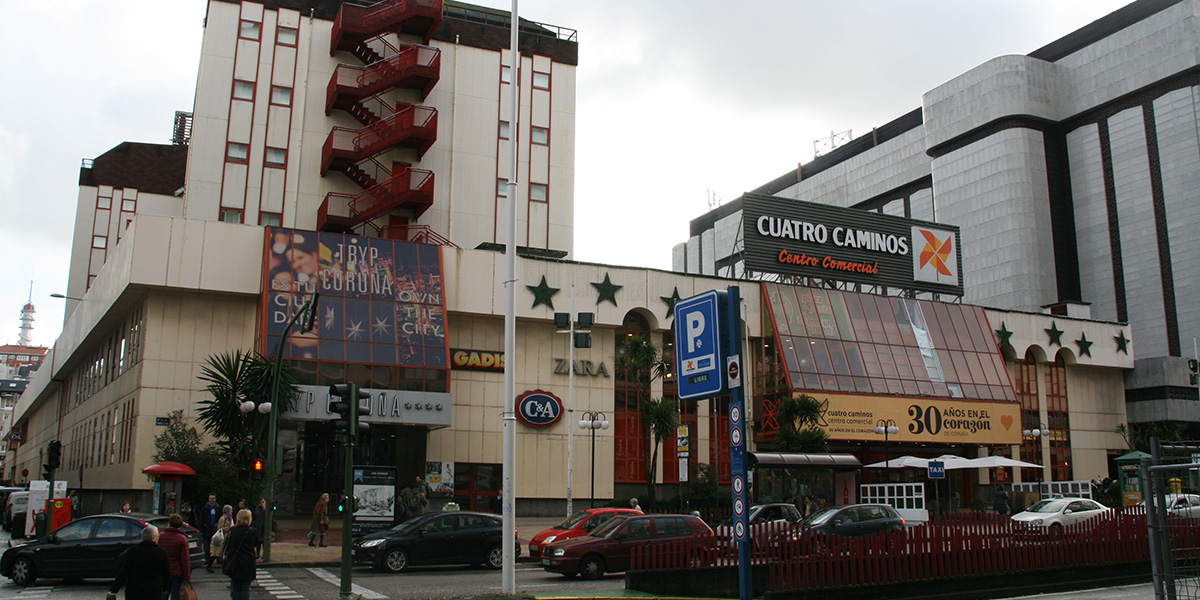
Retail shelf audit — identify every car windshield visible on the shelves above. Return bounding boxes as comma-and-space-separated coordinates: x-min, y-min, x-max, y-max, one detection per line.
800, 507, 840, 526
555, 511, 593, 530
589, 515, 630, 537
1024, 499, 1070, 514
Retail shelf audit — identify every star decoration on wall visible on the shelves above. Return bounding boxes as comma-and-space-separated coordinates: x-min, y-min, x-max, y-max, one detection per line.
346, 319, 364, 340
1114, 330, 1130, 354
661, 287, 682, 318
1045, 322, 1064, 347
995, 322, 1014, 347
1075, 332, 1093, 357
591, 273, 622, 307
526, 275, 560, 310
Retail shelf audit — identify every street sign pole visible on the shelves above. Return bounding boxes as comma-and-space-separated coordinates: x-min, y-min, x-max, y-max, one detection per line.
723, 286, 752, 600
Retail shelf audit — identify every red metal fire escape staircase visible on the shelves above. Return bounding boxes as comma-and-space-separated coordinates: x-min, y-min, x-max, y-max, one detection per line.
319, 0, 444, 233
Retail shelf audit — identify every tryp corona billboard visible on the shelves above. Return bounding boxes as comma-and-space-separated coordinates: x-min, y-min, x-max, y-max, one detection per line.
741, 193, 963, 295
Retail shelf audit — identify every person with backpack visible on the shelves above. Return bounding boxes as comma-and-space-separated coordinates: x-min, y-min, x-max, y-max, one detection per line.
406, 486, 425, 516
396, 488, 412, 523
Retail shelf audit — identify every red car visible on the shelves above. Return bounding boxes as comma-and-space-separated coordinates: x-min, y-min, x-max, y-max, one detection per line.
541, 513, 712, 579
528, 508, 642, 559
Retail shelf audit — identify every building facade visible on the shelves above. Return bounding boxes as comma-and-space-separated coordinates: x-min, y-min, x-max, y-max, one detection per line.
675, 0, 1200, 428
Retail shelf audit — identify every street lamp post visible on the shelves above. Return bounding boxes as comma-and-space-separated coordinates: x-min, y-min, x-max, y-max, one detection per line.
555, 301, 593, 517
873, 419, 899, 469
578, 411, 609, 508
1023, 422, 1051, 499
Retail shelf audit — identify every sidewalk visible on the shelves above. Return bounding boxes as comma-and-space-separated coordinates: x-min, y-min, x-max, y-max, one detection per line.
259, 515, 563, 566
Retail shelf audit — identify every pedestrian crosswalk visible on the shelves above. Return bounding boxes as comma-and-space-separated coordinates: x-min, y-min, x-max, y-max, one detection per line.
10, 584, 54, 600
306, 567, 386, 599
255, 569, 305, 600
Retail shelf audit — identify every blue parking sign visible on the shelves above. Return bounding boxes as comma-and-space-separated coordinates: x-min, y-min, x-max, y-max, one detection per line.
674, 290, 724, 400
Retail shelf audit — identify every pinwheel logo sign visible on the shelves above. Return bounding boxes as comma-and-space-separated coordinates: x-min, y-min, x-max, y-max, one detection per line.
912, 226, 958, 286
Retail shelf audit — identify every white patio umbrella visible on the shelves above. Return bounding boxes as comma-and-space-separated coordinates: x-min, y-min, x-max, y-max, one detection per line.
968, 456, 1043, 469
863, 455, 932, 469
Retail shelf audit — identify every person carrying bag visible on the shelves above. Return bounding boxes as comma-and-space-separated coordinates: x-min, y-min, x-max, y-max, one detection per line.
223, 509, 261, 600
309, 493, 330, 547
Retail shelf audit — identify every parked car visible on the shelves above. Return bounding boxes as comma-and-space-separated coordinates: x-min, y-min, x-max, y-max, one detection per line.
1146, 494, 1200, 519
529, 508, 643, 559
713, 502, 803, 552
3, 492, 28, 537
541, 513, 713, 580
782, 503, 905, 553
351, 511, 519, 572
1011, 497, 1110, 538
0, 512, 203, 586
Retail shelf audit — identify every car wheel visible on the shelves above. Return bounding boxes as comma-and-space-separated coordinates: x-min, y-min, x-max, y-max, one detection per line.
1049, 523, 1064, 540
579, 555, 606, 580
11, 556, 36, 586
485, 545, 503, 569
383, 548, 409, 573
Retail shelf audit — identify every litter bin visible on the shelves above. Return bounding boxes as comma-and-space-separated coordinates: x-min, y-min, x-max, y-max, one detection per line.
34, 511, 48, 539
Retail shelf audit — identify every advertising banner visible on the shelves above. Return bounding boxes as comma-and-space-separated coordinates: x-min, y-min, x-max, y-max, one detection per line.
352, 466, 398, 535
262, 228, 449, 369
741, 193, 963, 296
426, 462, 454, 496
808, 391, 1022, 445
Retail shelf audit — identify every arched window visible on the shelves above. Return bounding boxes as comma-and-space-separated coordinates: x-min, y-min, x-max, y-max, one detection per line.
614, 313, 651, 483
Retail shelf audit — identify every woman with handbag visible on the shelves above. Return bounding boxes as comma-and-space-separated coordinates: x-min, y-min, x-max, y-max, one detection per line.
309, 493, 330, 547
158, 514, 192, 600
222, 509, 261, 600
206, 504, 233, 572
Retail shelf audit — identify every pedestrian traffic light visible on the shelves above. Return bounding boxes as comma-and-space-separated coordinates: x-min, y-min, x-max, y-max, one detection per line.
46, 440, 62, 469
42, 464, 52, 480
251, 458, 265, 481
279, 445, 297, 474
329, 382, 371, 437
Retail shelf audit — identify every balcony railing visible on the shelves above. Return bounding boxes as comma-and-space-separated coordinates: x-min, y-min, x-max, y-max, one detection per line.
331, 0, 443, 54
321, 105, 437, 174
327, 45, 441, 115
319, 167, 435, 231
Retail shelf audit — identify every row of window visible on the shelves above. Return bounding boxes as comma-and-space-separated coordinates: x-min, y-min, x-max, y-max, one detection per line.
226, 142, 288, 168
239, 19, 298, 47
500, 64, 551, 90
0, 355, 37, 362
67, 304, 145, 408
233, 80, 292, 106
498, 121, 550, 145
66, 397, 136, 471
219, 209, 281, 226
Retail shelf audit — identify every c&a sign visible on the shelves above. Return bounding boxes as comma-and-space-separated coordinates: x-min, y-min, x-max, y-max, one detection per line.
515, 390, 564, 429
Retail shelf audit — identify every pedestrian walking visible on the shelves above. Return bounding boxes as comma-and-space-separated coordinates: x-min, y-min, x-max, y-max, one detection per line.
396, 488, 412, 523
120, 502, 133, 514
412, 477, 430, 516
994, 485, 1010, 516
223, 509, 261, 600
206, 504, 233, 572
629, 497, 641, 512
200, 493, 220, 565
309, 493, 330, 547
252, 498, 267, 558
106, 525, 170, 600
158, 514, 192, 600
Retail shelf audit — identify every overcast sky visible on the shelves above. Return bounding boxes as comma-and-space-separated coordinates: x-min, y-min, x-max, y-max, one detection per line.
0, 0, 1134, 347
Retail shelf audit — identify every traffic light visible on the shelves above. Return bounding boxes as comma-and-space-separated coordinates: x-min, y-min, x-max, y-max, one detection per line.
279, 445, 297, 474
42, 465, 52, 480
329, 383, 371, 437
251, 458, 265, 481
46, 440, 61, 469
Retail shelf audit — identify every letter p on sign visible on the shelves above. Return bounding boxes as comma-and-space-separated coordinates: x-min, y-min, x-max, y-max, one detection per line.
686, 311, 706, 352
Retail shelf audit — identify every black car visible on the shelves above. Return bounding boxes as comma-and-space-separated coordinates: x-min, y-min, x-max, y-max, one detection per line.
352, 510, 518, 572
782, 503, 906, 553
0, 513, 204, 586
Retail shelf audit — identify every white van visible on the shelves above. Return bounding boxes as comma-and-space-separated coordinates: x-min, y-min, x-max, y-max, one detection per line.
3, 491, 28, 537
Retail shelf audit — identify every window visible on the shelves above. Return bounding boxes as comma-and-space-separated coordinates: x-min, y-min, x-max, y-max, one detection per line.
531, 126, 549, 145
220, 208, 243, 223
121, 198, 136, 212
533, 70, 550, 90
277, 26, 298, 46
226, 142, 249, 163
98, 196, 112, 210
260, 212, 281, 227
497, 178, 508, 198
499, 121, 510, 140
265, 147, 287, 168
95, 518, 130, 539
233, 80, 255, 101
500, 64, 512, 84
270, 86, 292, 106
92, 236, 107, 249
530, 183, 548, 202
240, 20, 261, 41
55, 520, 95, 541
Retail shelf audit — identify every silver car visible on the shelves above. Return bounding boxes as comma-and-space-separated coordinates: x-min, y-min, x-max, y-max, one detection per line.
1011, 497, 1109, 538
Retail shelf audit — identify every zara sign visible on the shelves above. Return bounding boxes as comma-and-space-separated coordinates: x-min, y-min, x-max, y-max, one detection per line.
515, 390, 564, 429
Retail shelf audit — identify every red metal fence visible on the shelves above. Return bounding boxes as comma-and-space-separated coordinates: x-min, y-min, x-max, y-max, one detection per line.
631, 509, 1167, 592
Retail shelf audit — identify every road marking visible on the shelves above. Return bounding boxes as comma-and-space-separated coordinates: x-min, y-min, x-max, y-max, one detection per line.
13, 585, 54, 598
307, 567, 387, 599
255, 569, 306, 600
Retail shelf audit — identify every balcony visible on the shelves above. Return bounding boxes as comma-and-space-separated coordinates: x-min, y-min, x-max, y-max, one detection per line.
327, 45, 441, 116
321, 105, 437, 175
318, 167, 435, 231
331, 0, 443, 56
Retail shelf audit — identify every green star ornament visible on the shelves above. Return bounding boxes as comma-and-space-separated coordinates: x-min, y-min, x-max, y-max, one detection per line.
526, 275, 560, 310
591, 273, 622, 307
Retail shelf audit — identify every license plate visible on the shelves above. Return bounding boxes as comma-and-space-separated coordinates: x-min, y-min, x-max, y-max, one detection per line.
190, 542, 198, 549
541, 558, 551, 565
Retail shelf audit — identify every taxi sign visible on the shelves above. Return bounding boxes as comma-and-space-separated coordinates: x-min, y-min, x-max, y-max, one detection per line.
928, 461, 946, 479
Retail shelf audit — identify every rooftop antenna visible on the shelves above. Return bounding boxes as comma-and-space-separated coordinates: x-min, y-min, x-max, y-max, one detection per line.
707, 189, 721, 210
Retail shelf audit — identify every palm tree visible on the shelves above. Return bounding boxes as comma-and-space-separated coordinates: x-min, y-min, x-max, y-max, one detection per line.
617, 334, 674, 504
774, 393, 830, 453
641, 396, 679, 502
196, 350, 299, 465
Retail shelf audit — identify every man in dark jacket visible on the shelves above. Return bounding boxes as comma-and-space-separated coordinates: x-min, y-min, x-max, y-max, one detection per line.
200, 493, 220, 563
252, 498, 267, 558
106, 525, 171, 600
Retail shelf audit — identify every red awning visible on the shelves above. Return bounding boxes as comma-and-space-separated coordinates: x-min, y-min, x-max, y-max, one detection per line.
141, 462, 196, 476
